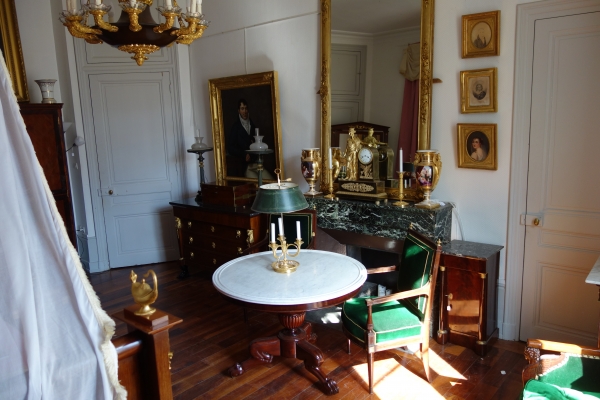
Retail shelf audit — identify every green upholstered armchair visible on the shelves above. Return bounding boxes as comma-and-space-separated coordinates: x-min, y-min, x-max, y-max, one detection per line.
341, 229, 442, 394
522, 339, 600, 399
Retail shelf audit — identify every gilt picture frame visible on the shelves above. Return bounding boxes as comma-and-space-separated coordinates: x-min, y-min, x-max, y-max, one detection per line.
208, 71, 283, 186
0, 0, 28, 102
460, 68, 497, 113
457, 123, 497, 170
462, 11, 500, 58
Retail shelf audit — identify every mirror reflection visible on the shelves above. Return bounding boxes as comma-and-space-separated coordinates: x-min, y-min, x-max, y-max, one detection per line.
330, 0, 422, 161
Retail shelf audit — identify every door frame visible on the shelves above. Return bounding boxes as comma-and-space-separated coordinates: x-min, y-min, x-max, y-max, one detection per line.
504, 0, 600, 341
72, 41, 188, 272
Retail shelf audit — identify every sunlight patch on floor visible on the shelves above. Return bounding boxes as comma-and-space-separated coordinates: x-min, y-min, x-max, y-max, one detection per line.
429, 350, 466, 380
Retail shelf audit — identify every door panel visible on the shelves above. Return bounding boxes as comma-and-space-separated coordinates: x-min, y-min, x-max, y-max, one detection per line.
90, 72, 180, 268
520, 12, 600, 345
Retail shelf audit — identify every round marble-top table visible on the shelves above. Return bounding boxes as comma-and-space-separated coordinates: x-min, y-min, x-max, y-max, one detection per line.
213, 250, 367, 395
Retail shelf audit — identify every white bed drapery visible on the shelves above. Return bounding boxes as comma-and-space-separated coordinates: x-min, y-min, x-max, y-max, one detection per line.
0, 58, 125, 399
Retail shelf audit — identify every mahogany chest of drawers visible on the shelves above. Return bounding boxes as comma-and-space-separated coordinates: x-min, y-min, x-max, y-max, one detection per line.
436, 240, 504, 356
169, 199, 267, 276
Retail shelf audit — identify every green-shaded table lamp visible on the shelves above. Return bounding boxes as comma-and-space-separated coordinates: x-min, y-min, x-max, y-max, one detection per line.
251, 170, 309, 273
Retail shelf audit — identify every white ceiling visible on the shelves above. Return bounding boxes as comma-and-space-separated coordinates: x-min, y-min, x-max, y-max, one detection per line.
331, 0, 421, 35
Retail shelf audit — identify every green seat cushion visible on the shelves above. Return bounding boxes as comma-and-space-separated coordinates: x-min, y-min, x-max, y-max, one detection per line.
537, 355, 600, 397
342, 296, 422, 344
522, 380, 600, 400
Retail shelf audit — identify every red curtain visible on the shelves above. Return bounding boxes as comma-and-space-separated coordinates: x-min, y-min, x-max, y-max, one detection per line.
397, 79, 419, 177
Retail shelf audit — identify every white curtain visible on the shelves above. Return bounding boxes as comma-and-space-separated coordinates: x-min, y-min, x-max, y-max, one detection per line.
0, 58, 125, 399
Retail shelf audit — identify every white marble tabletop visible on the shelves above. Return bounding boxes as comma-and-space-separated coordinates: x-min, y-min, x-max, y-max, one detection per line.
585, 256, 600, 285
212, 250, 367, 306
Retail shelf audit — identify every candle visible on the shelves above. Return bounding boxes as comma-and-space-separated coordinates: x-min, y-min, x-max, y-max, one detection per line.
95, 0, 102, 6
255, 128, 259, 136
278, 218, 284, 237
197, 0, 202, 14
329, 147, 333, 169
296, 221, 301, 240
271, 223, 276, 242
129, 0, 135, 7
165, 0, 172, 9
399, 147, 403, 173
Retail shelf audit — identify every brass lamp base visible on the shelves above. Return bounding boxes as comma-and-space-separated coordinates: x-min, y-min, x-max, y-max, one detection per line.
272, 260, 300, 273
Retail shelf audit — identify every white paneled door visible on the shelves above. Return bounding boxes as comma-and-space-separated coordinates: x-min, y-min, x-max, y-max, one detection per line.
89, 72, 181, 268
520, 11, 600, 345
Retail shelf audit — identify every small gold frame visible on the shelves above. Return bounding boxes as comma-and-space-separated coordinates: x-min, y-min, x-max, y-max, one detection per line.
0, 0, 29, 102
460, 68, 497, 113
457, 123, 497, 170
462, 11, 500, 58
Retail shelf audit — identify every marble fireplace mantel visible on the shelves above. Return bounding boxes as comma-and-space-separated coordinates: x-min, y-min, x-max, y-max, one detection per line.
306, 197, 453, 247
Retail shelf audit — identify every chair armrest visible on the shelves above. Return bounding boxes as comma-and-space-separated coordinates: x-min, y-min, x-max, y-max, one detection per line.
366, 284, 430, 306
526, 339, 600, 358
367, 265, 398, 274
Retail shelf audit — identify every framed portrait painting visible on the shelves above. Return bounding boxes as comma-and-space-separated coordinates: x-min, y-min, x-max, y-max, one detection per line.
462, 11, 500, 58
0, 0, 28, 102
460, 68, 497, 113
457, 123, 497, 170
208, 71, 283, 185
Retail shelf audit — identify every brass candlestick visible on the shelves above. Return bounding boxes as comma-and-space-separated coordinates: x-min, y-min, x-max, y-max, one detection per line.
324, 167, 335, 199
269, 234, 304, 273
393, 171, 409, 208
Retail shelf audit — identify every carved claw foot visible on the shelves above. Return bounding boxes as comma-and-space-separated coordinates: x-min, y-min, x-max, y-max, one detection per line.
322, 379, 339, 396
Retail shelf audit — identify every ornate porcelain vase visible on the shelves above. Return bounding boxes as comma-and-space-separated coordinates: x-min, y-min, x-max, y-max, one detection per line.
301, 148, 321, 196
413, 150, 442, 209
35, 79, 57, 104
249, 135, 268, 150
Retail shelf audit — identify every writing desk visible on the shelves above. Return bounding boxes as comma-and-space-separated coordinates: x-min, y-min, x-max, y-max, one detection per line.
213, 250, 367, 395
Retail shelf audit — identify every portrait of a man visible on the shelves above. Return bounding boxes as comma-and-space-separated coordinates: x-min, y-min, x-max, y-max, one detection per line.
221, 85, 276, 180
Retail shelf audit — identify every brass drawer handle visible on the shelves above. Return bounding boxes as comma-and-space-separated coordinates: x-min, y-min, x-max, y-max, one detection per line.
189, 236, 193, 244
213, 258, 217, 265
190, 252, 194, 259
212, 242, 216, 249
236, 230, 241, 238
211, 226, 215, 233
237, 247, 243, 255
188, 221, 192, 228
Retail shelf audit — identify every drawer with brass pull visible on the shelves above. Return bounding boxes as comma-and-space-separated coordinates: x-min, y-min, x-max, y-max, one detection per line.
181, 246, 235, 270
181, 220, 254, 244
183, 235, 255, 256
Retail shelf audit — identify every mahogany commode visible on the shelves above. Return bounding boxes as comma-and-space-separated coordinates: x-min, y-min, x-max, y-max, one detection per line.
212, 250, 367, 395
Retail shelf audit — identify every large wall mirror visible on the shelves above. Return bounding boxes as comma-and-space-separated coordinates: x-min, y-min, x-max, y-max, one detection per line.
319, 0, 434, 185
0, 0, 29, 102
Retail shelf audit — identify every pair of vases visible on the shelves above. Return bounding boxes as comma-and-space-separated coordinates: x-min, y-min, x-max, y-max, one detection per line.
191, 135, 268, 150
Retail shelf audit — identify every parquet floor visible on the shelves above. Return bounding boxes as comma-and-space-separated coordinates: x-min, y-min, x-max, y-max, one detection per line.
90, 262, 527, 400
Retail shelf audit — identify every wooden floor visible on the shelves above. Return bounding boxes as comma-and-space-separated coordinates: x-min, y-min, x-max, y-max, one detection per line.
90, 262, 527, 400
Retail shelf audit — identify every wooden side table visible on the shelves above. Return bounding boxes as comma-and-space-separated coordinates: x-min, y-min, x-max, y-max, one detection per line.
436, 240, 503, 356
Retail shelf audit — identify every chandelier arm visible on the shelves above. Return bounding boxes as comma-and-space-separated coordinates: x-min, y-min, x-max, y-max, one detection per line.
123, 8, 143, 32
89, 10, 118, 32
154, 12, 179, 34
171, 17, 197, 36
176, 25, 206, 45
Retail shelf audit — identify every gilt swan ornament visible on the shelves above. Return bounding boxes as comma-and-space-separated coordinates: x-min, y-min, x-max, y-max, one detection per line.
130, 269, 158, 316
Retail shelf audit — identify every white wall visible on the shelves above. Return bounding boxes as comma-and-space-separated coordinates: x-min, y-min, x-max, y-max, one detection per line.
431, 0, 539, 339
188, 0, 320, 193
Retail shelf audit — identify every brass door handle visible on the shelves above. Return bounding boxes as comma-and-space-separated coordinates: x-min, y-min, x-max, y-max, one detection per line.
108, 190, 113, 195
533, 218, 540, 226
189, 236, 193, 244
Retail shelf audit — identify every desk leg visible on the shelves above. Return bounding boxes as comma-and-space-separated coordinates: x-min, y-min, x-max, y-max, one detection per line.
297, 339, 339, 395
229, 336, 280, 376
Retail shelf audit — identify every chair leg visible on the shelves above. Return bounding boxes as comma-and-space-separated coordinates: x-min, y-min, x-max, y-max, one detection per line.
421, 343, 431, 382
367, 352, 374, 394
347, 338, 351, 354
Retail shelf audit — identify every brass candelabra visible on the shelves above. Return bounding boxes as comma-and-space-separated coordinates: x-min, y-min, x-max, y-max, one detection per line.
393, 171, 409, 208
324, 167, 335, 200
269, 234, 304, 273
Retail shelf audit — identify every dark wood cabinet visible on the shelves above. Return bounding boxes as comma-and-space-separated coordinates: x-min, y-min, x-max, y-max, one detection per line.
19, 103, 77, 247
170, 199, 267, 274
437, 240, 503, 356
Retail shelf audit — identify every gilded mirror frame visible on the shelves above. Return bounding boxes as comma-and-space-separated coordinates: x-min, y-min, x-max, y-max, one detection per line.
319, 0, 434, 187
209, 71, 284, 186
0, 0, 29, 102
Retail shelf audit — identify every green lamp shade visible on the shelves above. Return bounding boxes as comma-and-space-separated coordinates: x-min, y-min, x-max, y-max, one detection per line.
251, 182, 309, 214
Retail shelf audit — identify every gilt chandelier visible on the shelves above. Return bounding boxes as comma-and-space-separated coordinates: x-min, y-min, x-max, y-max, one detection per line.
60, 0, 208, 66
